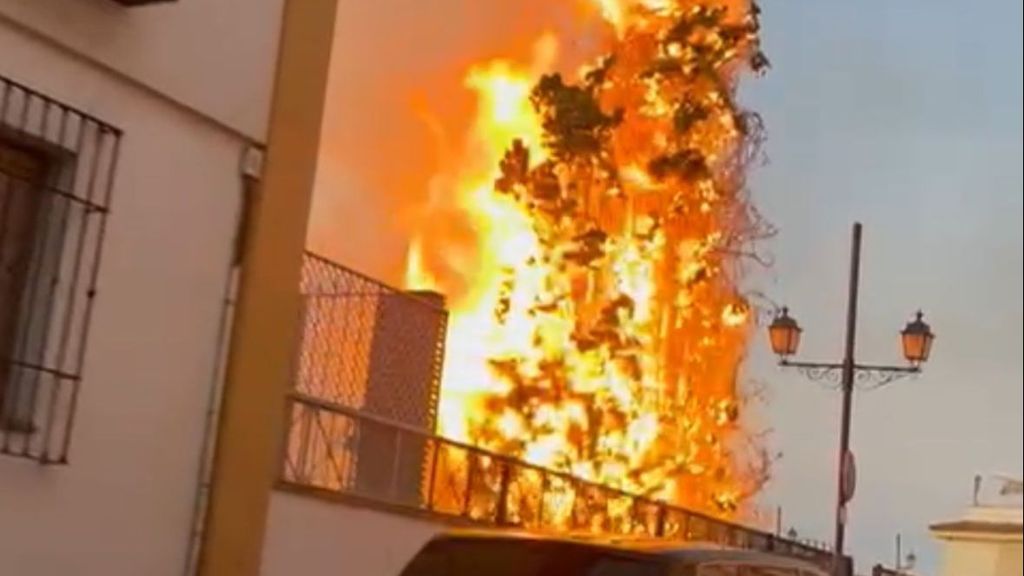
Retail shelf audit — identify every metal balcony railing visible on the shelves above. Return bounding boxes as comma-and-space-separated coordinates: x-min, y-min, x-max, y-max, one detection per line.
280, 391, 842, 571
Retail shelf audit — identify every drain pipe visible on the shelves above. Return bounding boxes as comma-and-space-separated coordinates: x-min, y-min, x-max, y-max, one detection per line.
182, 149, 260, 575
182, 263, 239, 576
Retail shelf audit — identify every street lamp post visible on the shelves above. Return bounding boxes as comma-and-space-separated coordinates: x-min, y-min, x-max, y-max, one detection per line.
895, 533, 917, 573
767, 222, 935, 576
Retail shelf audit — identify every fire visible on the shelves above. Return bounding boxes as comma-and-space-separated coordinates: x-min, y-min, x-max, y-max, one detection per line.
407, 0, 770, 518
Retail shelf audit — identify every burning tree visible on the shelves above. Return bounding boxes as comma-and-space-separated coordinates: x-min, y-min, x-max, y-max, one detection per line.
408, 0, 773, 519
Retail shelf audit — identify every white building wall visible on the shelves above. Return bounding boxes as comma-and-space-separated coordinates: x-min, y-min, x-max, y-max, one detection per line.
0, 0, 281, 573
262, 491, 442, 576
0, 0, 284, 139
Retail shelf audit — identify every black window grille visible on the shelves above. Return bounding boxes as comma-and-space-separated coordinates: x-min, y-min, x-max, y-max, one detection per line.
0, 73, 121, 464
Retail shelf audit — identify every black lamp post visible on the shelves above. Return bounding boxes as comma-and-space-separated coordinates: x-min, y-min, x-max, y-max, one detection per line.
895, 534, 917, 573
767, 222, 935, 576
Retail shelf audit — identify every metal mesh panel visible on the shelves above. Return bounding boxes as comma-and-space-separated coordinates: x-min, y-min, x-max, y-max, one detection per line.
294, 253, 447, 508
295, 252, 446, 431
364, 290, 445, 427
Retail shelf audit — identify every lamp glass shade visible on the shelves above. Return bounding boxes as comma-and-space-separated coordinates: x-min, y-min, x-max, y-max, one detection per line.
901, 311, 934, 364
768, 308, 802, 357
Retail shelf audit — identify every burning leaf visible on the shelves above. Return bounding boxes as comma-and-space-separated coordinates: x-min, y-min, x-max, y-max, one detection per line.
531, 73, 620, 159
673, 98, 711, 134
496, 139, 532, 193
648, 149, 710, 181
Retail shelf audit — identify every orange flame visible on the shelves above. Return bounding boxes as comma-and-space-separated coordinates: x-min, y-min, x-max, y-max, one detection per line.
408, 0, 768, 518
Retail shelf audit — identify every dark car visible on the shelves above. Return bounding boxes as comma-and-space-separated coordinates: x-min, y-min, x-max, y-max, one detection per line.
399, 530, 830, 576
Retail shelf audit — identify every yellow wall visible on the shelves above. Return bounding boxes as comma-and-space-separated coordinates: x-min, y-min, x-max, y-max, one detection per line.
938, 538, 1022, 576
995, 542, 1023, 576
940, 540, 997, 576
196, 0, 339, 574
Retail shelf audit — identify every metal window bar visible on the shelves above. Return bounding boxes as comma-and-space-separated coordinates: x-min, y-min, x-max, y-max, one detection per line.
280, 391, 845, 572
0, 73, 121, 464
294, 251, 447, 431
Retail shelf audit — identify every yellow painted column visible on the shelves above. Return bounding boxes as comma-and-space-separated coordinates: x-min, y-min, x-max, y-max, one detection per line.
196, 0, 339, 573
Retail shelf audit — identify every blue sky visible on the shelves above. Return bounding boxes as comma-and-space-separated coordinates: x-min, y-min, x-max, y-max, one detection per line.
315, 1, 1023, 572
744, 0, 1023, 571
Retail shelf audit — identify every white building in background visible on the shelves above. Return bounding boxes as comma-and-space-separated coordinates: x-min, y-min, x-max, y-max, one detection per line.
930, 476, 1023, 576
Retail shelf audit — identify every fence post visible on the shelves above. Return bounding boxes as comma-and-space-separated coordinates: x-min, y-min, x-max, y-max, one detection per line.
294, 402, 314, 484
496, 460, 512, 526
388, 428, 403, 500
537, 472, 549, 527
426, 438, 440, 511
655, 504, 667, 537
461, 452, 475, 517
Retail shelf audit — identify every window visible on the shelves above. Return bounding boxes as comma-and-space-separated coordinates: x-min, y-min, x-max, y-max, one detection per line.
0, 140, 49, 432
1, 73, 120, 464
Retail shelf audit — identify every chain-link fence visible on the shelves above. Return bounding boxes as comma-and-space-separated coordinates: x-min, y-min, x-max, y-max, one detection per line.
295, 252, 446, 431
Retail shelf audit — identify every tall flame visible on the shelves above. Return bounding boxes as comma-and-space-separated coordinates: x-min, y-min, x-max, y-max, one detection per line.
407, 0, 769, 517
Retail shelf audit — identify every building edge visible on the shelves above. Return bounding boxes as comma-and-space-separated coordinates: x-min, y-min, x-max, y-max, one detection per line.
194, 0, 340, 573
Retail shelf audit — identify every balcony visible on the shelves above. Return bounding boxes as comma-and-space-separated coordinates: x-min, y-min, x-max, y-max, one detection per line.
282, 391, 837, 570
280, 253, 844, 571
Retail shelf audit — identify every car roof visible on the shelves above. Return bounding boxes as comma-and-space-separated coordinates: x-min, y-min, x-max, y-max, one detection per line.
431, 530, 827, 572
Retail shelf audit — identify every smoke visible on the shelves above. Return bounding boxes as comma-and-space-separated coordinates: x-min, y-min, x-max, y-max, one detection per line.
308, 0, 608, 282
